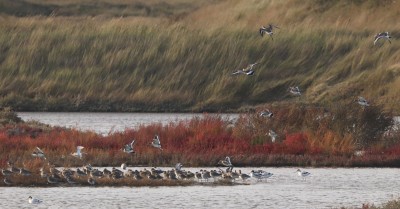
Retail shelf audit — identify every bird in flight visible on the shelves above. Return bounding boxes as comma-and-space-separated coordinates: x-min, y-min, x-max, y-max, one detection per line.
217, 156, 233, 172
289, 86, 301, 96
151, 134, 162, 150
357, 96, 370, 107
32, 147, 46, 159
260, 24, 280, 39
260, 109, 273, 118
374, 32, 391, 45
122, 139, 135, 154
71, 146, 85, 158
268, 130, 278, 143
232, 62, 259, 76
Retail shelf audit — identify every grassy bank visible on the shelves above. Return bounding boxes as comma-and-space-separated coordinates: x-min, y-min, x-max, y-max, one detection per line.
0, 0, 399, 113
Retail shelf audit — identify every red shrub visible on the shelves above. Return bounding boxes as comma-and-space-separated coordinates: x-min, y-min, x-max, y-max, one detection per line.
284, 133, 309, 155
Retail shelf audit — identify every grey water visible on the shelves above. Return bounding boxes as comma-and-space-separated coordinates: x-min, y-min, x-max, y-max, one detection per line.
1, 167, 400, 209
18, 112, 239, 135
12, 112, 400, 208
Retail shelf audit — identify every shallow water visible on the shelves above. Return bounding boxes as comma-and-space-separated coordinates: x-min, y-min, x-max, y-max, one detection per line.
12, 113, 400, 208
1, 167, 400, 209
18, 112, 239, 135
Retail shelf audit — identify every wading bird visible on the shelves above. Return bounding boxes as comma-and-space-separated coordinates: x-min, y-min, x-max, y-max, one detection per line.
296, 169, 311, 180
28, 196, 42, 204
88, 177, 96, 185
3, 178, 12, 186
250, 170, 273, 181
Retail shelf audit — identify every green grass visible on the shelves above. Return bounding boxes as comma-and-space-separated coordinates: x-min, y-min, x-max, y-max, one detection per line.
0, 0, 399, 113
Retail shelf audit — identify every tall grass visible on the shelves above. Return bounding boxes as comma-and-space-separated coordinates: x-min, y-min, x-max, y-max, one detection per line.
0, 0, 399, 112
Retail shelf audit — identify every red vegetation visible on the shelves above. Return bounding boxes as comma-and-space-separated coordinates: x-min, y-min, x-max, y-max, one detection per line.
0, 104, 400, 168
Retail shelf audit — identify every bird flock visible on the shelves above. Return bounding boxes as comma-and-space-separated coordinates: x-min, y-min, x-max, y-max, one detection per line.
19, 160, 313, 204
230, 23, 393, 143
4, 156, 317, 206
233, 23, 391, 104
2, 23, 393, 205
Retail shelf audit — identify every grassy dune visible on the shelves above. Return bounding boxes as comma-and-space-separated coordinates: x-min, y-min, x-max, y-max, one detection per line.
0, 0, 399, 112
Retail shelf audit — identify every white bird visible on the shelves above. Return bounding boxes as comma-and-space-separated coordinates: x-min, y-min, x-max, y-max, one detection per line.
217, 156, 233, 172
71, 146, 84, 158
151, 135, 162, 150
28, 196, 42, 204
296, 169, 311, 180
250, 170, 273, 181
121, 163, 127, 170
357, 96, 369, 107
289, 86, 301, 96
32, 147, 46, 159
201, 170, 211, 182
175, 163, 183, 171
260, 109, 273, 118
268, 130, 278, 143
260, 24, 280, 39
122, 139, 135, 154
232, 63, 259, 76
374, 32, 391, 45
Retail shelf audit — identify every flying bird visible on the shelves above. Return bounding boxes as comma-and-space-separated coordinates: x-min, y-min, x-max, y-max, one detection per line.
260, 24, 280, 39
357, 96, 369, 107
289, 86, 301, 96
268, 130, 278, 143
260, 109, 273, 118
217, 156, 233, 172
32, 147, 46, 159
71, 146, 85, 158
175, 163, 183, 171
122, 139, 135, 154
374, 32, 391, 45
151, 135, 162, 150
232, 63, 259, 76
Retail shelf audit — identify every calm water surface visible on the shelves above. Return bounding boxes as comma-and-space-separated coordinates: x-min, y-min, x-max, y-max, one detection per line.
12, 113, 400, 208
18, 112, 239, 135
1, 167, 400, 209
